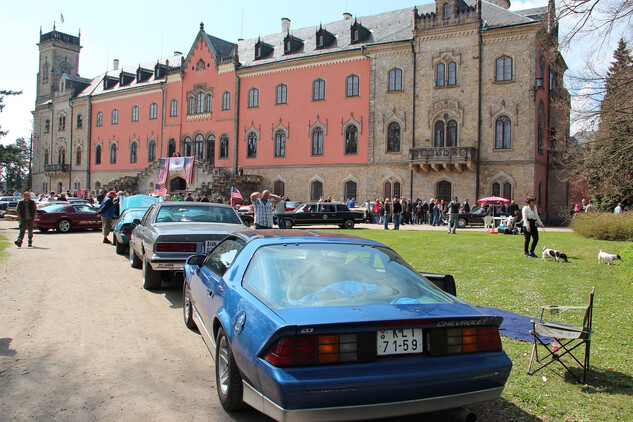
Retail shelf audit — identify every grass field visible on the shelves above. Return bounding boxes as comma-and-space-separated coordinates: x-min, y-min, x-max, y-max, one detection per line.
329, 228, 632, 421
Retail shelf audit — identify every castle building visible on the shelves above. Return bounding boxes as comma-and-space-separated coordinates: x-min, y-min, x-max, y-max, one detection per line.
32, 0, 571, 223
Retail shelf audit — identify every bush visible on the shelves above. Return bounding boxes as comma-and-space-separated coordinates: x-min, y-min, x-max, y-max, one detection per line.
571, 212, 633, 241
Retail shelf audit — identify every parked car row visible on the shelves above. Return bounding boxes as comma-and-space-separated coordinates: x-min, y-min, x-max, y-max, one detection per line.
106, 201, 512, 421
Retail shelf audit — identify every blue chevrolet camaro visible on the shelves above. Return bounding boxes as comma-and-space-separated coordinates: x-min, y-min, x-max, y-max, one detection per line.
183, 229, 512, 421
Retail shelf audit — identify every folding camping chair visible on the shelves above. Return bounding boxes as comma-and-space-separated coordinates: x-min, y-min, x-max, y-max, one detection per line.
527, 287, 595, 383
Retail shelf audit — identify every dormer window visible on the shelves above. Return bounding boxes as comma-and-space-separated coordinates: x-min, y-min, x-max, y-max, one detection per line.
136, 67, 153, 83
283, 33, 304, 55
154, 63, 166, 79
103, 75, 118, 90
350, 20, 370, 45
315, 26, 335, 50
285, 39, 292, 53
120, 71, 135, 86
254, 39, 274, 60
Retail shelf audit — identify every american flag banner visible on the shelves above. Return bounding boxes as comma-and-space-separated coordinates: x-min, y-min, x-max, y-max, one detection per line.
230, 186, 243, 206
158, 158, 168, 184
184, 157, 195, 185
155, 184, 167, 198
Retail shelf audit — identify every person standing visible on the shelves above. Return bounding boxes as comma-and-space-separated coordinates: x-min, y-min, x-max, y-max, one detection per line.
447, 196, 461, 234
382, 198, 391, 230
97, 191, 117, 244
14, 192, 37, 247
522, 196, 544, 257
392, 198, 402, 230
373, 199, 381, 224
614, 203, 623, 214
585, 200, 596, 213
185, 192, 194, 202
463, 198, 471, 213
347, 197, 355, 209
275, 196, 287, 229
250, 190, 281, 229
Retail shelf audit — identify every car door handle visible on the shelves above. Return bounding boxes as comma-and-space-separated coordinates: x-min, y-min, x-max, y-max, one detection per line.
207, 289, 214, 298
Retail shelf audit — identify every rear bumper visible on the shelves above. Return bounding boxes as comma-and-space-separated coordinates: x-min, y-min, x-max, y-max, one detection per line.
148, 256, 186, 271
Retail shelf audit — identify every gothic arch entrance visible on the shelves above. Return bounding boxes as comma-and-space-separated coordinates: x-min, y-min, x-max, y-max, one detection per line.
170, 177, 186, 192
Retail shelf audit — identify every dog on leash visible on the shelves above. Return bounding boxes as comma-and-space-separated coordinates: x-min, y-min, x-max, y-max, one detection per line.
542, 247, 568, 263
598, 250, 621, 265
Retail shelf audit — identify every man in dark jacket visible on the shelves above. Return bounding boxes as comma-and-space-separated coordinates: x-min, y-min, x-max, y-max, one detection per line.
15, 192, 37, 247
97, 191, 117, 244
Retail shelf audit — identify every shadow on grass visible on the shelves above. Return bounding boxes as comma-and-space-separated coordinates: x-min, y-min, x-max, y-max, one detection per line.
574, 366, 633, 395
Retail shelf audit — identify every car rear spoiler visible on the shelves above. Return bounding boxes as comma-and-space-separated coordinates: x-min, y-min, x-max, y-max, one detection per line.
420, 273, 457, 297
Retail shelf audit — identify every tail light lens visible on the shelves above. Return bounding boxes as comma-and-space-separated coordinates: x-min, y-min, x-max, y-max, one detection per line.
156, 242, 196, 253
429, 326, 502, 356
121, 227, 134, 234
263, 334, 367, 367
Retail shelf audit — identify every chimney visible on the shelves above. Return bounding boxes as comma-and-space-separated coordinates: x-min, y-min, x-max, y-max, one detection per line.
281, 17, 291, 33
343, 12, 352, 20
113, 59, 119, 71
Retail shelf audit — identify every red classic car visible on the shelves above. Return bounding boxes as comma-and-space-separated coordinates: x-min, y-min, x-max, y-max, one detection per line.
34, 203, 102, 233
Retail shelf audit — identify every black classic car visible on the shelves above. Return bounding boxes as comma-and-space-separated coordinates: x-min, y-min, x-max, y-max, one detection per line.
277, 202, 365, 229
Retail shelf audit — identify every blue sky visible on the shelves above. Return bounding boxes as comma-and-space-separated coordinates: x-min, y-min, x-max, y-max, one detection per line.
0, 0, 609, 144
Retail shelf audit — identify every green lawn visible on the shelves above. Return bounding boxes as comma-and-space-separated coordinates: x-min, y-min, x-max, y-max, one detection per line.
329, 228, 633, 421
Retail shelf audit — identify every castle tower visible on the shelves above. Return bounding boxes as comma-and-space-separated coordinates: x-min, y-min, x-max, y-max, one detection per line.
36, 25, 81, 105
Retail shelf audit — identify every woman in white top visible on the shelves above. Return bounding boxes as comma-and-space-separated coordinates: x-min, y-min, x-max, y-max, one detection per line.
522, 195, 544, 257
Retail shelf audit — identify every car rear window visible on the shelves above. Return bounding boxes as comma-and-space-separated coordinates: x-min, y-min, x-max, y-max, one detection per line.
41, 204, 68, 213
155, 205, 241, 224
243, 243, 455, 309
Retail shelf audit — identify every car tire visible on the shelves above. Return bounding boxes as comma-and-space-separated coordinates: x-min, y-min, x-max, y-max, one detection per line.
284, 218, 293, 229
115, 240, 127, 255
457, 218, 467, 229
142, 256, 162, 290
215, 328, 245, 411
38, 227, 49, 233
129, 245, 142, 269
183, 281, 196, 330
343, 219, 355, 229
56, 219, 71, 233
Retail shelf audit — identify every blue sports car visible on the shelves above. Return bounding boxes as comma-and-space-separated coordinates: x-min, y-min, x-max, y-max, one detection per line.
183, 229, 512, 421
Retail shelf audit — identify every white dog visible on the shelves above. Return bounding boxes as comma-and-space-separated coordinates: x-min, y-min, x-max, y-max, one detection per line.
598, 250, 621, 265
542, 247, 568, 263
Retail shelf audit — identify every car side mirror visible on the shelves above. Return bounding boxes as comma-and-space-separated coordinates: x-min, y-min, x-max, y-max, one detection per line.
133, 219, 141, 225
187, 254, 206, 267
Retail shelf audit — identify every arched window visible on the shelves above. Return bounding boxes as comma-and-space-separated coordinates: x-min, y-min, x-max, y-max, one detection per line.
187, 96, 194, 114
205, 94, 212, 113
76, 147, 81, 165
76, 114, 83, 129
148, 140, 156, 162
95, 145, 101, 165
59, 115, 66, 131
183, 136, 192, 156
248, 88, 259, 108
44, 119, 50, 133
222, 91, 231, 110
447, 61, 457, 86
94, 181, 101, 190
311, 180, 323, 201
247, 132, 257, 158
492, 182, 501, 197
168, 139, 176, 157
43, 181, 48, 193
131, 105, 139, 122
388, 68, 402, 91
313, 78, 325, 100
387, 122, 401, 152
275, 130, 286, 157
170, 99, 178, 117
219, 135, 229, 159
344, 181, 357, 201
194, 134, 204, 159
503, 182, 512, 200
274, 180, 285, 197
96, 111, 103, 127
312, 127, 324, 156
57, 181, 63, 193
206, 135, 215, 162
436, 180, 452, 202
434, 121, 445, 147
149, 102, 158, 120
130, 142, 138, 163
539, 51, 546, 79
58, 148, 65, 164
346, 75, 359, 97
44, 149, 49, 165
394, 182, 401, 198
276, 84, 287, 105
42, 62, 49, 82
447, 120, 458, 147
384, 182, 392, 199
496, 56, 513, 81
495, 116, 511, 149
538, 101, 545, 155
74, 180, 81, 191
345, 125, 358, 155
111, 109, 118, 125
110, 144, 117, 164
196, 93, 204, 114
436, 63, 445, 87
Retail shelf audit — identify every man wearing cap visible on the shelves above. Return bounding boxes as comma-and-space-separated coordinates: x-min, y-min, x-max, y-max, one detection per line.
97, 191, 117, 244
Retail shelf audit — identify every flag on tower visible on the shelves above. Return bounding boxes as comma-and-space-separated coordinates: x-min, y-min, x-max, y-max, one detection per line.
60, 13, 65, 23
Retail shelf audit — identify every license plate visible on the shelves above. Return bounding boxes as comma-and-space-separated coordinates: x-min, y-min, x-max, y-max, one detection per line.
205, 240, 218, 253
377, 329, 423, 355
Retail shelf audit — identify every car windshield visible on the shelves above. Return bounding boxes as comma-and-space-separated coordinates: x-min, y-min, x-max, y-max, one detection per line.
243, 243, 455, 309
121, 209, 147, 220
155, 205, 241, 224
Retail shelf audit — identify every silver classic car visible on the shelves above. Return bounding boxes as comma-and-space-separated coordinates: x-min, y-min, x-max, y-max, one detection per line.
129, 202, 245, 289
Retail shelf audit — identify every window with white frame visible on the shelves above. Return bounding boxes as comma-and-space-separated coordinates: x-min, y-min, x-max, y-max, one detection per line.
388, 68, 402, 91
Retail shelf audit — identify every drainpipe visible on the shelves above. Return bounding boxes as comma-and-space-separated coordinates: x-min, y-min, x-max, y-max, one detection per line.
86, 99, 92, 192
160, 81, 166, 160
233, 69, 240, 175
410, 39, 417, 199
68, 98, 73, 192
475, 1, 483, 202
49, 102, 53, 192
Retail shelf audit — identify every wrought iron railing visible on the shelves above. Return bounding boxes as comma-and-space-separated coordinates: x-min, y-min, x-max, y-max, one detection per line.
409, 147, 477, 162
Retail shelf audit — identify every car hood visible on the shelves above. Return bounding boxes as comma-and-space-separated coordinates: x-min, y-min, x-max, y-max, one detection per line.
153, 222, 244, 235
272, 302, 495, 326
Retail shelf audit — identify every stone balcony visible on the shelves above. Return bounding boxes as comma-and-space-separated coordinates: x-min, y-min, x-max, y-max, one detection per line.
409, 147, 477, 173
44, 163, 69, 174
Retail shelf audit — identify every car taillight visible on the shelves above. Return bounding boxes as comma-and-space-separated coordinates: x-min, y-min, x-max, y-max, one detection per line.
156, 243, 196, 252
121, 228, 134, 234
263, 333, 372, 367
428, 326, 502, 356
